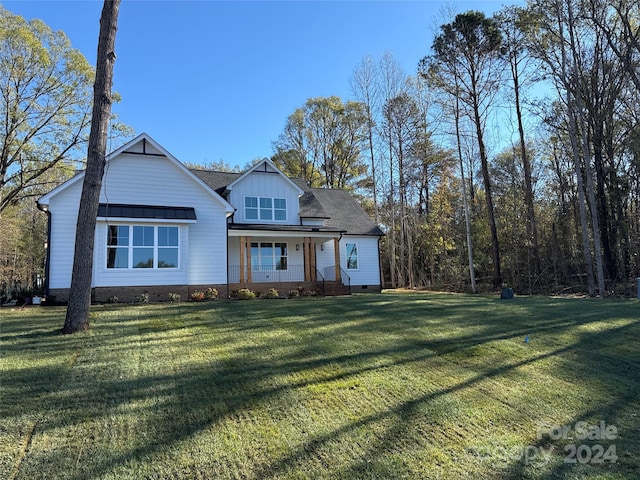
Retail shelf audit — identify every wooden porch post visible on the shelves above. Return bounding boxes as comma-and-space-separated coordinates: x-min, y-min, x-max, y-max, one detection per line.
239, 236, 245, 283
304, 237, 311, 282
310, 240, 317, 282
334, 237, 341, 282
246, 236, 252, 283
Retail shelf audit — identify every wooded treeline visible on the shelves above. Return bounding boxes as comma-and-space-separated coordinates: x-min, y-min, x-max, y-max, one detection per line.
274, 0, 640, 296
2, 0, 639, 298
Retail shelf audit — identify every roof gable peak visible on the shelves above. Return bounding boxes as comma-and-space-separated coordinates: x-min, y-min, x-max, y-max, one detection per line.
226, 158, 305, 196
38, 133, 234, 214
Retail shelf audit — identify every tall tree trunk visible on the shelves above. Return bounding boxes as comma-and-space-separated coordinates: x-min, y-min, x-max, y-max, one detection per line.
567, 104, 596, 296
456, 95, 477, 293
388, 139, 397, 289
64, 0, 121, 333
554, 4, 595, 295
592, 132, 616, 280
398, 133, 407, 287
511, 54, 541, 280
472, 88, 502, 287
406, 218, 415, 289
566, 0, 606, 296
366, 108, 379, 224
551, 142, 570, 285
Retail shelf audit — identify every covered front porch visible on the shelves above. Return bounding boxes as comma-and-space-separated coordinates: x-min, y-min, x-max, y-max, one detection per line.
227, 225, 349, 294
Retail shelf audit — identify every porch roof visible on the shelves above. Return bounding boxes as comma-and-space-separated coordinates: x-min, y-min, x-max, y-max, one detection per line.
97, 203, 197, 220
228, 223, 345, 236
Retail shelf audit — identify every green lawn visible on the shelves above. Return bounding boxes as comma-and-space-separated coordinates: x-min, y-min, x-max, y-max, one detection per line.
1, 292, 638, 479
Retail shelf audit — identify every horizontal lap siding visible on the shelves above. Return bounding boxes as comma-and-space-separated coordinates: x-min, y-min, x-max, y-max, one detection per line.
315, 240, 335, 274
340, 236, 381, 287
48, 181, 82, 289
47, 153, 229, 289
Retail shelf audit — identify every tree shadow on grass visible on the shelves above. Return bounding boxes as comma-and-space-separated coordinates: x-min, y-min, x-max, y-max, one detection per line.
247, 326, 639, 479
5, 294, 639, 479
498, 320, 640, 479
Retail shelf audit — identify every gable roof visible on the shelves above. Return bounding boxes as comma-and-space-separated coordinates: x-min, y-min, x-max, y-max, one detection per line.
225, 158, 305, 196
191, 168, 383, 236
38, 133, 234, 215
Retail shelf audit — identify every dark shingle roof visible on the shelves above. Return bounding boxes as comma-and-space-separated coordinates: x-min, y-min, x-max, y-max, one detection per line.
190, 169, 241, 195
307, 188, 384, 236
189, 168, 383, 236
299, 191, 330, 219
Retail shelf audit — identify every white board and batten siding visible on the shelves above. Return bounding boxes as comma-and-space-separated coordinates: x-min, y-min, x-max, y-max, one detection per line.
44, 149, 230, 289
228, 168, 301, 224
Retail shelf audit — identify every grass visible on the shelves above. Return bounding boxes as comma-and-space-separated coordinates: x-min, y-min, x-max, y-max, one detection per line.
1, 291, 639, 479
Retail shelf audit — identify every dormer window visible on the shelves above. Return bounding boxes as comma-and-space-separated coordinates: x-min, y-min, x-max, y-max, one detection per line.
260, 197, 273, 219
245, 196, 287, 222
245, 197, 258, 220
274, 198, 287, 220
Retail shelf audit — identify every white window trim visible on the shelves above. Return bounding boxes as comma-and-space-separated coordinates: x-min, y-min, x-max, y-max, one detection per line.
250, 241, 289, 270
345, 242, 359, 271
243, 195, 287, 223
106, 224, 181, 270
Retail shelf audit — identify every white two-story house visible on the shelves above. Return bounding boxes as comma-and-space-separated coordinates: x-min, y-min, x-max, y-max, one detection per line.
37, 134, 384, 302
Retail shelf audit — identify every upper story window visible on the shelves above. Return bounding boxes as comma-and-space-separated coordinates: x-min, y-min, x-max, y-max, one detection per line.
107, 225, 179, 269
245, 197, 258, 220
245, 196, 287, 222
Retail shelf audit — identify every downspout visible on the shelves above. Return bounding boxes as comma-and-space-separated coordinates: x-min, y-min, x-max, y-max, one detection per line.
226, 218, 229, 299
226, 211, 234, 299
377, 235, 384, 291
37, 203, 52, 300
338, 232, 344, 291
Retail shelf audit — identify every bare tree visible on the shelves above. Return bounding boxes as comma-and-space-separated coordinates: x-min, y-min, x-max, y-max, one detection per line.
527, 0, 609, 295
350, 56, 380, 223
421, 11, 504, 287
383, 93, 421, 288
64, 0, 121, 333
587, 0, 640, 93
377, 52, 407, 288
497, 6, 542, 282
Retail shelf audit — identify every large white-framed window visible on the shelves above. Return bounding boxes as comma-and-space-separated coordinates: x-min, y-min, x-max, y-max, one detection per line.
107, 225, 179, 269
346, 242, 359, 270
244, 196, 287, 222
250, 242, 288, 270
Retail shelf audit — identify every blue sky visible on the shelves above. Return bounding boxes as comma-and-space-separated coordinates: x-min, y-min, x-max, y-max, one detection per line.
3, 0, 520, 168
